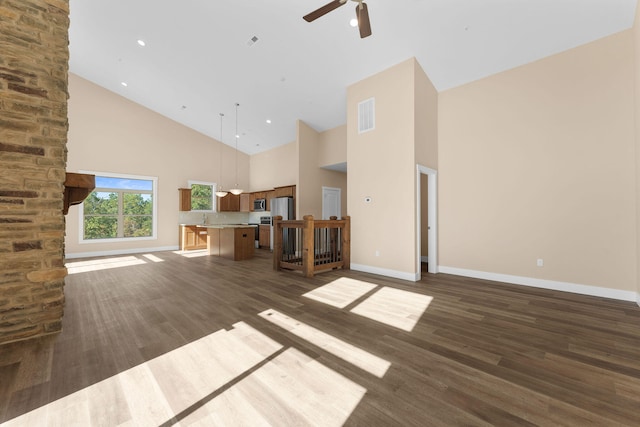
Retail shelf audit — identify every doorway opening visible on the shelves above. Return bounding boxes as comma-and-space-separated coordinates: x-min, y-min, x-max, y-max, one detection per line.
417, 165, 437, 277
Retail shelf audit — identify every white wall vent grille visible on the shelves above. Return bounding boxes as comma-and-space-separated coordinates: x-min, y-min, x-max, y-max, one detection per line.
358, 97, 375, 134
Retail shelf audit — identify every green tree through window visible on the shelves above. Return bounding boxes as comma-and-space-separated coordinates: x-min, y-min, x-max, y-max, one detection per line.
82, 175, 156, 241
191, 183, 213, 211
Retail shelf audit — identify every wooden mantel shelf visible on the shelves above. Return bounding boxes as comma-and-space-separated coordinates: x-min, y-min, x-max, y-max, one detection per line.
63, 172, 95, 214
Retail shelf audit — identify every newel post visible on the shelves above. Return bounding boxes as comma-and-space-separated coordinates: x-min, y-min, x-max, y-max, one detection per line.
272, 215, 283, 271
342, 216, 351, 270
303, 215, 315, 278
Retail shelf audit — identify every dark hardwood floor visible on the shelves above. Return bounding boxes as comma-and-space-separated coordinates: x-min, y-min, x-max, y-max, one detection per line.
1, 249, 639, 425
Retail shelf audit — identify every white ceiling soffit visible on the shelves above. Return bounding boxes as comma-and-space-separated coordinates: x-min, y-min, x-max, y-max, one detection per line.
322, 162, 348, 173
68, 0, 637, 155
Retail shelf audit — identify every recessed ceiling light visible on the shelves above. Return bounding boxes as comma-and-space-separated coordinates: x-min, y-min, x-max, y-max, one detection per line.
120, 81, 128, 87
137, 39, 146, 47
349, 18, 358, 27
266, 119, 271, 124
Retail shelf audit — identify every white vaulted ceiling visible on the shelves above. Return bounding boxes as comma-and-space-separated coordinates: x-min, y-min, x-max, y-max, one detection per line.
68, 0, 637, 155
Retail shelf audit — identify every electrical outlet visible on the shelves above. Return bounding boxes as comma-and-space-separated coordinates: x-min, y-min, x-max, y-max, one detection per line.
375, 250, 380, 257
537, 259, 544, 267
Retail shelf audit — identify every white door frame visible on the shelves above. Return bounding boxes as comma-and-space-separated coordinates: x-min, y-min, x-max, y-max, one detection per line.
417, 165, 438, 275
322, 186, 342, 219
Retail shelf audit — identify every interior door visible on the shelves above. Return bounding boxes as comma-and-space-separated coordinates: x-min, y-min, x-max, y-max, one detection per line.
322, 187, 341, 219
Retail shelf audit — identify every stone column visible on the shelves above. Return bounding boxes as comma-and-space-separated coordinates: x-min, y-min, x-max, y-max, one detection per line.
0, 0, 70, 344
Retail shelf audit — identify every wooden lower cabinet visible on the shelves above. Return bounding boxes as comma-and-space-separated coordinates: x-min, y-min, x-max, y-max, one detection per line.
207, 228, 220, 255
180, 226, 207, 250
259, 225, 270, 249
219, 227, 254, 261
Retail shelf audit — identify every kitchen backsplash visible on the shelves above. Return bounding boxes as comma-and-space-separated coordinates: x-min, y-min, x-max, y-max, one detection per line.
179, 211, 250, 225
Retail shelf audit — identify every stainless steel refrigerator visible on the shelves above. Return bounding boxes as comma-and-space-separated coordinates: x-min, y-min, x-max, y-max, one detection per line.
270, 196, 294, 251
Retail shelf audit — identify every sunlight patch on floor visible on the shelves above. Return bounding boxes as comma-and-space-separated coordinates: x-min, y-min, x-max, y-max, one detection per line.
351, 287, 433, 332
259, 308, 391, 378
183, 347, 366, 425
66, 256, 147, 274
142, 253, 164, 262
172, 249, 210, 258
2, 321, 367, 426
302, 277, 378, 308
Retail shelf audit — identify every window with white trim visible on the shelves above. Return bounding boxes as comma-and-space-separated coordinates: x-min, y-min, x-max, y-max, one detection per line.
80, 172, 158, 242
188, 180, 216, 212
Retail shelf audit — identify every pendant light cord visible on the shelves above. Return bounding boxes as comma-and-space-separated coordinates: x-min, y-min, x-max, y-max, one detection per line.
235, 103, 239, 188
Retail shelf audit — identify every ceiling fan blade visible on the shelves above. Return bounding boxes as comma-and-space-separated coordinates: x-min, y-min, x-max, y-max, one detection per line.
304, 0, 346, 22
357, 2, 372, 38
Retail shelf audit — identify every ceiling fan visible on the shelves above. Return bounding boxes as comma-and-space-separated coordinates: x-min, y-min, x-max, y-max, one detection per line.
303, 0, 372, 39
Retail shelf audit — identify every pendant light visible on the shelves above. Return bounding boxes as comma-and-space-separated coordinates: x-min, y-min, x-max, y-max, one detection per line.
214, 113, 228, 198
229, 102, 243, 196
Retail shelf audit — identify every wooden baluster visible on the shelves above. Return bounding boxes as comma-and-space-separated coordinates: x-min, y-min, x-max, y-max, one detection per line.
330, 216, 338, 265
303, 215, 314, 278
273, 215, 283, 271
342, 216, 350, 270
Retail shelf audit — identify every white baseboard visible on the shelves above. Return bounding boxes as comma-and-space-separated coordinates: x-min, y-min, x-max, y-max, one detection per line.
421, 256, 429, 263
351, 263, 420, 282
637, 293, 640, 307
439, 266, 638, 303
65, 245, 180, 260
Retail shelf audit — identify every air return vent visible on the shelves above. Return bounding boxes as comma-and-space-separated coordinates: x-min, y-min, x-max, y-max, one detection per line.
358, 97, 375, 133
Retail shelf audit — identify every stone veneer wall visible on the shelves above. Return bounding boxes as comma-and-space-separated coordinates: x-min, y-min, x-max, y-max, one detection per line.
0, 0, 70, 344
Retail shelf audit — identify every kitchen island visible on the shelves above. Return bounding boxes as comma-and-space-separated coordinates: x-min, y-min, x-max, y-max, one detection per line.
198, 224, 256, 261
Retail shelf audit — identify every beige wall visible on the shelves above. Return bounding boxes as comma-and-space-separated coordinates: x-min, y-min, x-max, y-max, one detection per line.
249, 141, 297, 192
297, 121, 347, 219
414, 60, 438, 271
414, 60, 438, 170
318, 124, 347, 168
635, 3, 640, 304
347, 58, 418, 276
66, 74, 249, 256
438, 30, 636, 292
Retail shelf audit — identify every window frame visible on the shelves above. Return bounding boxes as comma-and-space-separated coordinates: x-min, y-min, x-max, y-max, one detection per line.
187, 180, 217, 213
78, 171, 158, 244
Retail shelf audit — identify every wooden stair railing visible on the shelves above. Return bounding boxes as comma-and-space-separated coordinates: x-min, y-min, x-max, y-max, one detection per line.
273, 215, 350, 278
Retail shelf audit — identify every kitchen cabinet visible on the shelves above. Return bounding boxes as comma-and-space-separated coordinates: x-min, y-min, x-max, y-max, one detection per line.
249, 191, 266, 212
265, 190, 275, 210
218, 193, 250, 212
219, 227, 254, 260
207, 228, 220, 255
179, 225, 207, 250
218, 193, 240, 211
178, 188, 191, 211
240, 193, 250, 212
247, 186, 295, 212
274, 185, 295, 198
259, 225, 270, 248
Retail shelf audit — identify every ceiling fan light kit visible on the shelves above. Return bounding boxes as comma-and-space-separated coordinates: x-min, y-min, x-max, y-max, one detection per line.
304, 0, 372, 39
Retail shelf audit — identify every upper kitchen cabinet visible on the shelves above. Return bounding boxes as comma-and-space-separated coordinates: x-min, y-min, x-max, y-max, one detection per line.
217, 193, 250, 212
218, 193, 240, 212
178, 188, 191, 211
274, 185, 296, 198
240, 193, 250, 212
265, 190, 275, 210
